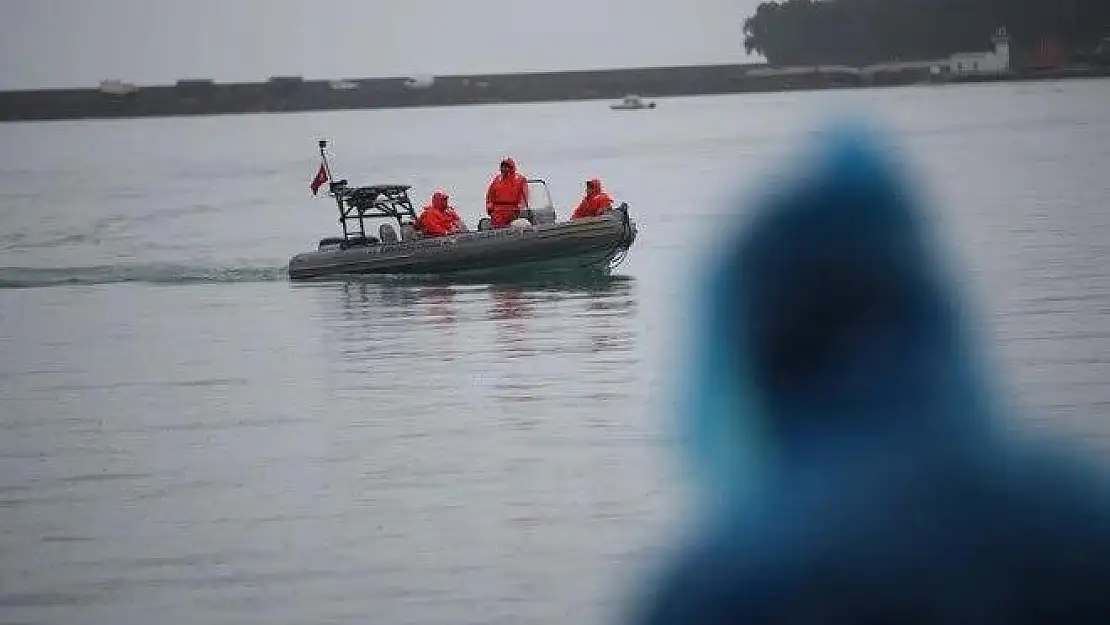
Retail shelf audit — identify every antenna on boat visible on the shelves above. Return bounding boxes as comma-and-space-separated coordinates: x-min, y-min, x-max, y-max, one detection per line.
318, 139, 335, 188
318, 139, 346, 227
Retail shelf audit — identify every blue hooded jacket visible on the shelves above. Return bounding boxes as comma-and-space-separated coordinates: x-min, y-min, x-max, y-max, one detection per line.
625, 120, 1110, 624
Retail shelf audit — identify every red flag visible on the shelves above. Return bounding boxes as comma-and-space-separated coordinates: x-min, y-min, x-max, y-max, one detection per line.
310, 163, 329, 195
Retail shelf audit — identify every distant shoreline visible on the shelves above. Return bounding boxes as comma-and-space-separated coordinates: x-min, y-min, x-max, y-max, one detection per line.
1, 64, 1107, 124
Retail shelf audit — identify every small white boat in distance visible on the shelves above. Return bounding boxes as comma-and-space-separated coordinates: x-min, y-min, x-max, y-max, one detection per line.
404, 74, 435, 89
610, 94, 656, 110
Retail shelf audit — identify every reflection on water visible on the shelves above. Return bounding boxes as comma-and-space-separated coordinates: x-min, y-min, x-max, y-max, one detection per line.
309, 277, 641, 411
418, 285, 459, 327
490, 285, 536, 361
489, 285, 534, 321
329, 279, 421, 323
580, 282, 639, 357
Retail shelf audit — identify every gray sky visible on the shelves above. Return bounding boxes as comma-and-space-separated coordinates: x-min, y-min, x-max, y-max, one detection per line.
1, 0, 765, 90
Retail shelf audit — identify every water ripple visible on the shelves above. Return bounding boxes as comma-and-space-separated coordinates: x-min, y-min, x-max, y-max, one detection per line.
3, 84, 1110, 624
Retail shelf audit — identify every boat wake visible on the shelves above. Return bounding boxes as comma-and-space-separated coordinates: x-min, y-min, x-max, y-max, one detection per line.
0, 263, 289, 289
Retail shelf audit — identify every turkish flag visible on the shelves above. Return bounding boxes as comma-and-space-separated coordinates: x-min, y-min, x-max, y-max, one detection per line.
310, 163, 329, 195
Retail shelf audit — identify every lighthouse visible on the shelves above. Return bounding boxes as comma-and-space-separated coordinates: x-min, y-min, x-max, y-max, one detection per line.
950, 27, 1012, 75
991, 27, 1011, 73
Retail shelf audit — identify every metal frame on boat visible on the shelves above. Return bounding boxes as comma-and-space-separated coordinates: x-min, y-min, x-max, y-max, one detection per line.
287, 140, 638, 281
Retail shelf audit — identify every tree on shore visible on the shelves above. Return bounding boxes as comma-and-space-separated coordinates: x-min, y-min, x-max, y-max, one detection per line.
742, 0, 1110, 66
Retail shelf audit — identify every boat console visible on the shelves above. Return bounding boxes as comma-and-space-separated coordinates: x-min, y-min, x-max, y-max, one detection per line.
313, 141, 564, 246
477, 179, 558, 231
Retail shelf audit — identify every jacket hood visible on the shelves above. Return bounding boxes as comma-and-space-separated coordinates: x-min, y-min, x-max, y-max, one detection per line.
431, 191, 449, 210
676, 119, 999, 508
500, 158, 517, 174
586, 178, 602, 194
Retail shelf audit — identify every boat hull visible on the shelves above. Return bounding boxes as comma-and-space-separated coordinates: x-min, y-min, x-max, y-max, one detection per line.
287, 208, 637, 281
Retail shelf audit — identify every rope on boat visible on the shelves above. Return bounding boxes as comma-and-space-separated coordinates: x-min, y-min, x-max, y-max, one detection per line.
603, 204, 635, 271
570, 205, 634, 273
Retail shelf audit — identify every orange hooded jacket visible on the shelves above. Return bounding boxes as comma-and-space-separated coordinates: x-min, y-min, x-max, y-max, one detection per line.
571, 178, 614, 219
415, 191, 464, 237
485, 157, 530, 228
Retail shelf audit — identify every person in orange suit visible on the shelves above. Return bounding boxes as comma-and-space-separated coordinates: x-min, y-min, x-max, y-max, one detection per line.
571, 178, 615, 220
485, 157, 530, 228
415, 191, 464, 238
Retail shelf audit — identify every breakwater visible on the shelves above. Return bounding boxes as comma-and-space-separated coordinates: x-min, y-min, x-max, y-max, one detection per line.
2, 63, 1108, 123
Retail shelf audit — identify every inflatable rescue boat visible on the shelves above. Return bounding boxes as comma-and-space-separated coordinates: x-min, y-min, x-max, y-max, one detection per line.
287, 141, 638, 281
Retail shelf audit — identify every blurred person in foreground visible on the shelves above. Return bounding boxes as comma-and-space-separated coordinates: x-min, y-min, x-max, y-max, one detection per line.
622, 119, 1110, 624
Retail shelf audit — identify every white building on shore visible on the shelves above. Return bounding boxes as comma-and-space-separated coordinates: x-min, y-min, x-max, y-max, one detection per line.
98, 79, 137, 95
743, 27, 1012, 81
949, 28, 1011, 75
